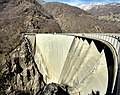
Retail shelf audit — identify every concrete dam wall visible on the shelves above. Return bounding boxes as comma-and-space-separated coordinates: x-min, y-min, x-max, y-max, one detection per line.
25, 33, 119, 95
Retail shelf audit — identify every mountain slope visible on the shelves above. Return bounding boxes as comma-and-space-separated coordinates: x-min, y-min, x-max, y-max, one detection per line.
0, 0, 62, 94
44, 2, 120, 33
0, 0, 61, 53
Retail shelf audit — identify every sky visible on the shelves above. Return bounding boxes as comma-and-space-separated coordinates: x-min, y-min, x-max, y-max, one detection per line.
44, 0, 120, 6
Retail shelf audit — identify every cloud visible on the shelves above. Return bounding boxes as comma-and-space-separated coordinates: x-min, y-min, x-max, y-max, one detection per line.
63, 0, 120, 7
63, 0, 84, 6
45, 0, 120, 6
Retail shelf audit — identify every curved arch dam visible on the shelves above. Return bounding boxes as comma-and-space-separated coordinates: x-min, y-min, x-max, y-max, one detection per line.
25, 33, 119, 95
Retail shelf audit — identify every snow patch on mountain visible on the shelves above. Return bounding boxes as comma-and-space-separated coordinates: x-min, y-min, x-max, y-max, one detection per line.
79, 2, 118, 11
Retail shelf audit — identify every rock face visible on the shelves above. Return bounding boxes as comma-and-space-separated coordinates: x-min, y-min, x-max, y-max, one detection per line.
0, 0, 61, 54
0, 36, 70, 95
41, 83, 70, 95
1, 37, 46, 94
44, 2, 120, 33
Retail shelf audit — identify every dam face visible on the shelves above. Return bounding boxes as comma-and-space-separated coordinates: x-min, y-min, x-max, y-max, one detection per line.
25, 34, 117, 95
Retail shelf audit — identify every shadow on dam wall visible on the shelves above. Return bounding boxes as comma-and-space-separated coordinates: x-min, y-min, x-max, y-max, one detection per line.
82, 37, 115, 95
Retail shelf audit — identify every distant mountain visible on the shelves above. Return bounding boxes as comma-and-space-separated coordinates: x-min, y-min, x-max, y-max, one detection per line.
79, 3, 120, 27
44, 2, 120, 33
80, 3, 120, 16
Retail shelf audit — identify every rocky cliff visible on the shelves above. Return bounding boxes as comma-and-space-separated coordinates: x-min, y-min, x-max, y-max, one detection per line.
0, 36, 69, 95
0, 37, 45, 94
